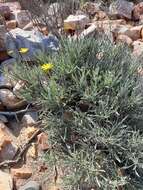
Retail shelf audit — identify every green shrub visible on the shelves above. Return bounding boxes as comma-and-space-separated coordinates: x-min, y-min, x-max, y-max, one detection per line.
11, 38, 143, 189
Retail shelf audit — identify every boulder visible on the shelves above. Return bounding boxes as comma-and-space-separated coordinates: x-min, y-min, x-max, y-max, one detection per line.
0, 89, 26, 109
0, 170, 13, 190
132, 2, 143, 21
0, 114, 8, 123
11, 166, 32, 179
0, 2, 21, 12
109, 0, 134, 20
0, 5, 10, 19
19, 181, 40, 190
5, 28, 59, 61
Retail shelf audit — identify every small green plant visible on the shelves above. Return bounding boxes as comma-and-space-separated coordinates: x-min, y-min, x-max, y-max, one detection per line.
11, 37, 143, 189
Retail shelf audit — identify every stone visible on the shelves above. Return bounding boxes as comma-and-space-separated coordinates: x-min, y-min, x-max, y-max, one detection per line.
0, 114, 8, 123
109, 0, 134, 20
0, 170, 13, 190
11, 166, 32, 179
0, 2, 21, 12
0, 102, 5, 111
116, 34, 133, 46
64, 15, 89, 31
37, 132, 49, 151
13, 80, 26, 97
82, 2, 101, 16
19, 181, 40, 190
6, 28, 59, 61
0, 89, 26, 110
93, 11, 109, 21
132, 2, 143, 21
0, 25, 6, 49
0, 122, 17, 162
132, 40, 143, 57
6, 20, 17, 30
13, 10, 31, 28
21, 112, 38, 127
26, 126, 38, 139
27, 143, 38, 159
119, 25, 143, 41
0, 5, 10, 19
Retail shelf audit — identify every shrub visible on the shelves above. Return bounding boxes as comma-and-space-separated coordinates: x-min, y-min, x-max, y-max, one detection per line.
11, 37, 143, 189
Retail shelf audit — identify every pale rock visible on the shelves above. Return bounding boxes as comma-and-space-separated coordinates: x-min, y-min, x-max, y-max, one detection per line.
13, 80, 26, 97
0, 170, 13, 190
132, 40, 143, 57
1, 2, 21, 12
27, 143, 38, 159
93, 11, 109, 21
82, 2, 101, 16
19, 181, 40, 190
64, 15, 90, 31
37, 132, 49, 151
21, 112, 38, 127
0, 89, 26, 109
11, 166, 32, 179
6, 20, 17, 30
13, 10, 31, 28
116, 34, 133, 46
133, 2, 143, 21
109, 0, 134, 20
26, 126, 38, 139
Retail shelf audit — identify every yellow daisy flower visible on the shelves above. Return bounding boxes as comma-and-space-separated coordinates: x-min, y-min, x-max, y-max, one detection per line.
19, 48, 29, 54
41, 63, 54, 73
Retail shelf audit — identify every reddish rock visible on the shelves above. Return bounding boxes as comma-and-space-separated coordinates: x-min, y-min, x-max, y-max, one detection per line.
26, 126, 38, 139
37, 132, 49, 151
6, 20, 17, 30
133, 2, 143, 21
0, 5, 10, 19
0, 122, 17, 162
11, 166, 32, 179
116, 34, 133, 46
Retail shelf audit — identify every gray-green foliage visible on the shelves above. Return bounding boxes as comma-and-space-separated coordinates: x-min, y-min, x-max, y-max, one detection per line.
11, 38, 143, 189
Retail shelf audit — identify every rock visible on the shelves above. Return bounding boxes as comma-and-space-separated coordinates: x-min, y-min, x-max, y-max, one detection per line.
1, 2, 21, 12
0, 114, 8, 123
82, 2, 101, 16
26, 126, 38, 139
6, 28, 59, 61
19, 181, 40, 190
93, 11, 109, 21
0, 122, 17, 162
27, 143, 38, 159
64, 15, 90, 31
0, 170, 13, 190
0, 5, 10, 19
0, 89, 26, 110
109, 0, 134, 20
21, 112, 38, 127
0, 102, 5, 111
132, 2, 143, 21
116, 34, 133, 46
37, 132, 49, 151
13, 80, 26, 97
13, 10, 31, 28
6, 20, 17, 30
11, 166, 32, 179
132, 40, 143, 57
0, 25, 6, 49
117, 25, 143, 41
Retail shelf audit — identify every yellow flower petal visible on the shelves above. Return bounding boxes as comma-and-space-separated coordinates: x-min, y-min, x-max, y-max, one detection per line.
19, 48, 29, 54
41, 63, 54, 73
